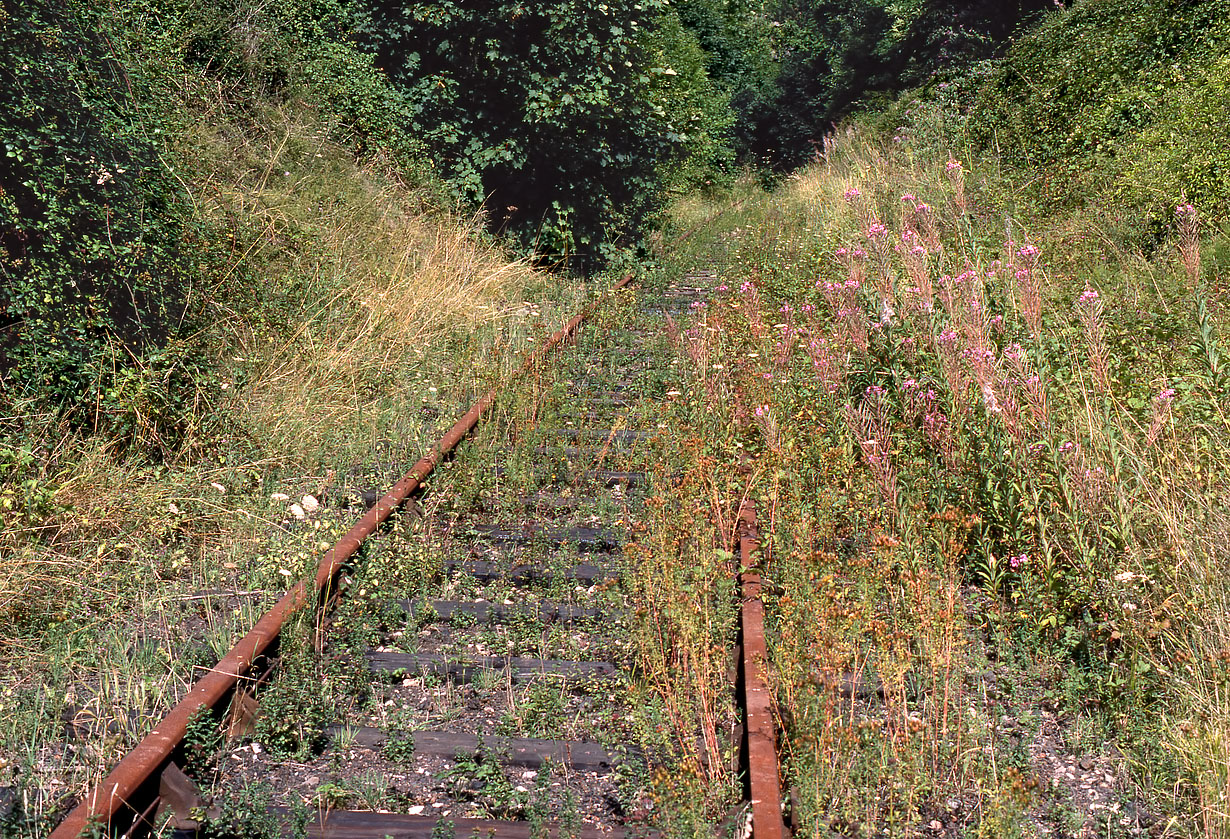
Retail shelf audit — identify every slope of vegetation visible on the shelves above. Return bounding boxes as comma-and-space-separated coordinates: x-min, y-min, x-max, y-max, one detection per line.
0, 1, 582, 826
3, 0, 1229, 835
641, 1, 1230, 835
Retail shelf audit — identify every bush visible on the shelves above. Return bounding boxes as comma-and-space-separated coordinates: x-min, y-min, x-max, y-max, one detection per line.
151, 0, 425, 165
966, 0, 1230, 222
349, 0, 719, 270
720, 0, 1052, 170
0, 0, 196, 409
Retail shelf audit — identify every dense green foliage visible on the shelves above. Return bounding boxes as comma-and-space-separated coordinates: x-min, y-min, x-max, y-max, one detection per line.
349, 0, 727, 268
0, 0, 194, 404
676, 0, 1051, 169
161, 0, 423, 160
0, 0, 426, 432
4, 0, 1229, 421
967, 0, 1230, 227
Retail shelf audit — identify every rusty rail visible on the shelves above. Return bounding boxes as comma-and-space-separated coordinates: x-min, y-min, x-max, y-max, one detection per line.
51, 274, 635, 839
738, 501, 786, 839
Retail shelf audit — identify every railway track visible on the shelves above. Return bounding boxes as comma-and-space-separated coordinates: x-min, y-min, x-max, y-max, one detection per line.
49, 271, 786, 839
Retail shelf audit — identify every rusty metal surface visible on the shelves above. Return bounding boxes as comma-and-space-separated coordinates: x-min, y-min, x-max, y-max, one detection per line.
739, 502, 786, 839
51, 273, 634, 839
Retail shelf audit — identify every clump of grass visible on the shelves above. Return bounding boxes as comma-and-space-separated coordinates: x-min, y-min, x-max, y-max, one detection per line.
182, 105, 542, 469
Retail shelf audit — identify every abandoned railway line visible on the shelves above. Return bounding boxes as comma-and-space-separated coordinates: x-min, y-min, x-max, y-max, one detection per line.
48, 272, 787, 839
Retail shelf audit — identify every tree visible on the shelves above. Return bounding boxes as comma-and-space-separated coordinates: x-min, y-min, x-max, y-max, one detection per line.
350, 0, 717, 269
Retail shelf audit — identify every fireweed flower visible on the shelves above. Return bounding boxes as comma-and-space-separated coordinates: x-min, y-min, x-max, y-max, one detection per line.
843, 187, 862, 201
1176, 202, 1200, 287
1147, 386, 1178, 445
867, 221, 888, 238
1076, 287, 1110, 391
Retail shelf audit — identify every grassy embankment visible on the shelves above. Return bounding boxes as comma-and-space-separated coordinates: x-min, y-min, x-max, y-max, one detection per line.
0, 55, 582, 839
641, 1, 1230, 835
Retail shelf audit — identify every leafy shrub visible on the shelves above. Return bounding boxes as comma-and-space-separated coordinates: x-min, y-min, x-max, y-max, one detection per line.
149, 0, 425, 165
967, 0, 1230, 222
717, 0, 1052, 170
349, 0, 720, 269
0, 0, 196, 409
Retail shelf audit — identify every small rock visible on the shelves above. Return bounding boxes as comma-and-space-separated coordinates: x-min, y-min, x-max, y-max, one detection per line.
407, 805, 425, 815
1079, 756, 1095, 771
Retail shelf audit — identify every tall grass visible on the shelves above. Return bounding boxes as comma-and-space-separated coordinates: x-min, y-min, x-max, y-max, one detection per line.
0, 98, 567, 828
652, 123, 1230, 835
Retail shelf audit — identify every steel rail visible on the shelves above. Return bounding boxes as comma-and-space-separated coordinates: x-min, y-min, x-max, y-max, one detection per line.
51, 273, 635, 839
738, 501, 786, 839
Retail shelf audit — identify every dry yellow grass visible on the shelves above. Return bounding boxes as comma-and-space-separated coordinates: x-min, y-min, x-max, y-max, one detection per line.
0, 105, 551, 627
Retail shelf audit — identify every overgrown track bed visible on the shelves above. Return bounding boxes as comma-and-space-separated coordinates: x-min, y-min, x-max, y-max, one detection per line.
47, 273, 774, 839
